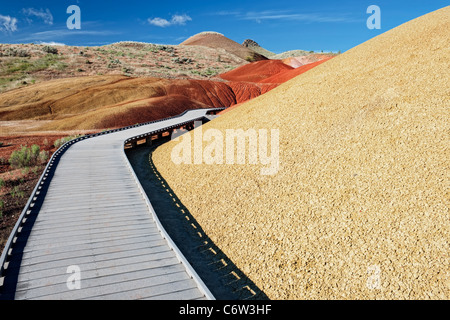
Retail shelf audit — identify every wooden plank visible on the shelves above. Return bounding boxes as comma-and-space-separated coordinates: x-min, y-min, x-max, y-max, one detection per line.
142, 288, 206, 300
15, 249, 177, 278
28, 273, 196, 300
16, 264, 187, 300
19, 235, 165, 258
17, 246, 175, 274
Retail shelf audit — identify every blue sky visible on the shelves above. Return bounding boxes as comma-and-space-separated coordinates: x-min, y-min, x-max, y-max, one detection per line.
0, 0, 448, 53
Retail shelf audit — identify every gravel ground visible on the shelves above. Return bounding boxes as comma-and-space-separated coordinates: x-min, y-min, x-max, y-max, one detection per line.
152, 7, 449, 299
271, 50, 311, 59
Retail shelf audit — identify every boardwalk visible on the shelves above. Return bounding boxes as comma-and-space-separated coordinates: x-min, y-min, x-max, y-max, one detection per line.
0, 109, 220, 300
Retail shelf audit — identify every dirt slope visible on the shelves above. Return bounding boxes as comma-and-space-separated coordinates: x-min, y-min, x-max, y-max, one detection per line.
153, 6, 450, 300
281, 54, 336, 68
260, 57, 333, 83
226, 82, 279, 104
0, 75, 280, 131
219, 60, 293, 82
181, 32, 268, 62
0, 75, 234, 130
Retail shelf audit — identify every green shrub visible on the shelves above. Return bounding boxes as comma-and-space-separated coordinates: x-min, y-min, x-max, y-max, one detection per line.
8, 144, 48, 169
54, 135, 82, 149
0, 47, 30, 57
31, 144, 40, 157
9, 145, 33, 169
203, 68, 217, 77
54, 62, 68, 71
4, 54, 61, 75
54, 138, 61, 148
39, 150, 49, 163
42, 45, 58, 55
11, 186, 24, 199
21, 166, 30, 175
54, 139, 61, 149
172, 57, 192, 65
157, 45, 174, 53
122, 67, 133, 74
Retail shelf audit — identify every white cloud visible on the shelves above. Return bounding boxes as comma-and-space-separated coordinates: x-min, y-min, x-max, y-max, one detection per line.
32, 29, 118, 38
37, 41, 66, 46
214, 11, 242, 16
212, 9, 359, 23
148, 17, 171, 28
243, 11, 354, 23
15, 28, 120, 43
0, 14, 18, 33
170, 14, 192, 25
22, 8, 53, 25
148, 14, 192, 27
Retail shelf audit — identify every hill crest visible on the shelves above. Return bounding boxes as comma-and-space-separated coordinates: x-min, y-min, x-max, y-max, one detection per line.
180, 32, 268, 62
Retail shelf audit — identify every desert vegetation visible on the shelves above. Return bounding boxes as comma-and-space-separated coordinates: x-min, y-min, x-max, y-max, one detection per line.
0, 133, 88, 252
53, 134, 83, 149
8, 144, 49, 169
0, 41, 251, 94
0, 48, 66, 92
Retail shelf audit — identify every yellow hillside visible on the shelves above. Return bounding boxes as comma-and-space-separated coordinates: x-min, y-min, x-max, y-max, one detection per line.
153, 7, 449, 299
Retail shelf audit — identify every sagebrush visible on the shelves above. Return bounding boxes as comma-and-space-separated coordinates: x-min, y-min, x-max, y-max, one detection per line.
8, 145, 49, 169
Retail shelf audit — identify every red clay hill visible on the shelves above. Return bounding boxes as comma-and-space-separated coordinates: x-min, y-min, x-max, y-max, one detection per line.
220, 54, 334, 84
0, 75, 277, 132
260, 57, 333, 83
281, 53, 335, 68
217, 55, 335, 115
180, 32, 268, 62
219, 60, 294, 82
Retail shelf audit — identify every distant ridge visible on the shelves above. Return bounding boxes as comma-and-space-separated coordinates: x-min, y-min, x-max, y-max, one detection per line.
271, 49, 312, 59
195, 31, 224, 36
219, 60, 293, 82
180, 32, 268, 62
242, 39, 276, 58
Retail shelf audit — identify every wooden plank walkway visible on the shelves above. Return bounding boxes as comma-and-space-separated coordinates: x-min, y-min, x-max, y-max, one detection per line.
0, 109, 219, 300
